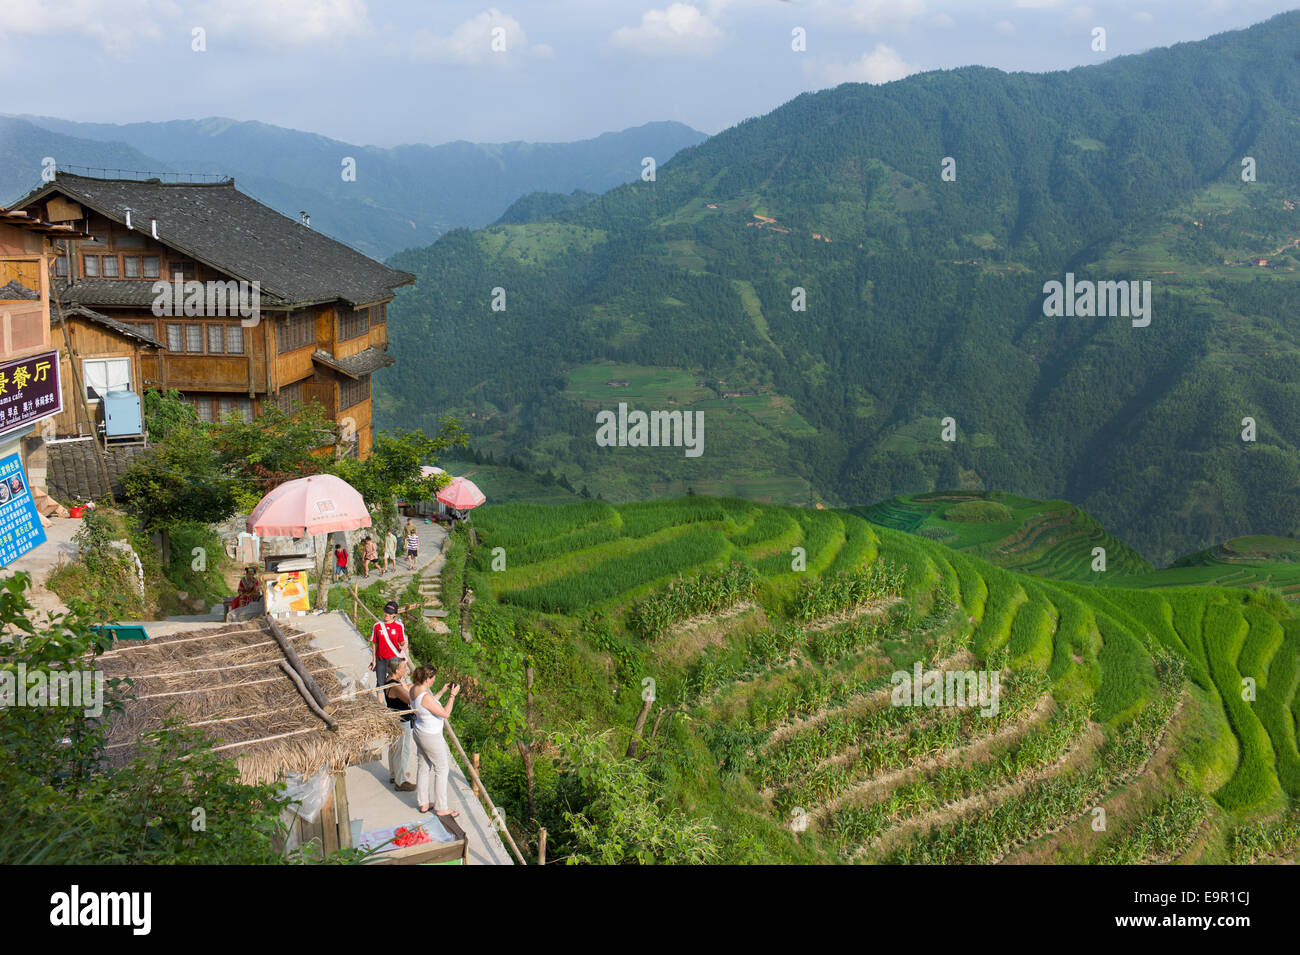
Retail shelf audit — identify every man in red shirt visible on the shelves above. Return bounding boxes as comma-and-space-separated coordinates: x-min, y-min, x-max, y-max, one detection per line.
370, 600, 407, 692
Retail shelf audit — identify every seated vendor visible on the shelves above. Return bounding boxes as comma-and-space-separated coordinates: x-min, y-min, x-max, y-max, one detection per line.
230, 566, 263, 609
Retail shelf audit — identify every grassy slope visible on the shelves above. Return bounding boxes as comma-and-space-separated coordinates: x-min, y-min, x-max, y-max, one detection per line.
447, 495, 1300, 864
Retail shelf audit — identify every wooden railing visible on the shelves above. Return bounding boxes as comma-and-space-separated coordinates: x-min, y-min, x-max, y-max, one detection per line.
348, 591, 528, 865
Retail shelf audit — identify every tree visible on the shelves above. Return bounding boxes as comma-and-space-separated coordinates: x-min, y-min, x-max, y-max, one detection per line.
329, 418, 469, 508
550, 727, 719, 865
0, 573, 295, 863
212, 399, 336, 508
122, 390, 237, 563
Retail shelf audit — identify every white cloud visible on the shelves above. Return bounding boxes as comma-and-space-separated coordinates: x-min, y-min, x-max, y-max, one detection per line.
610, 4, 722, 55
931, 13, 955, 29
1014, 0, 1064, 7
1071, 5, 1094, 19
995, 20, 1017, 35
410, 8, 528, 63
1133, 10, 1154, 22
819, 0, 928, 31
821, 43, 918, 86
0, 0, 179, 57
194, 0, 371, 48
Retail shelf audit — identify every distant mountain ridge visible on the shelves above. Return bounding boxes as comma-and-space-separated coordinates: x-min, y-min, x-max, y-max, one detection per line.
0, 115, 707, 257
380, 11, 1300, 564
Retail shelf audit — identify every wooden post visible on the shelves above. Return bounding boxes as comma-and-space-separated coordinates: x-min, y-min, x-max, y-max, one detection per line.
444, 723, 527, 865
334, 772, 352, 850
626, 695, 654, 758
352, 583, 358, 621
472, 752, 481, 798
50, 253, 115, 504
538, 828, 547, 866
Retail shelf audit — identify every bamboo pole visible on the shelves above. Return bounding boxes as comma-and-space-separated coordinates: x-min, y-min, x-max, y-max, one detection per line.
538, 828, 547, 866
472, 752, 481, 799
444, 723, 527, 866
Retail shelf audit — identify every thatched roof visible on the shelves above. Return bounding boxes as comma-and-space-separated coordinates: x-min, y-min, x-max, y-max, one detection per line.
98, 618, 400, 785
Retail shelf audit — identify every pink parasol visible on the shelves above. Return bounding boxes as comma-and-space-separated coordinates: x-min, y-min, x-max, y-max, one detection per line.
436, 476, 486, 511
247, 474, 372, 537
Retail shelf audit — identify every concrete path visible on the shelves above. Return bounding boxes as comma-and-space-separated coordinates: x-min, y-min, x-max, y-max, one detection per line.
336, 521, 448, 593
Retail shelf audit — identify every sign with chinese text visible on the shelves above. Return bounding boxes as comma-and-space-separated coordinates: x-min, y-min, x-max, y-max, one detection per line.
0, 454, 46, 569
0, 350, 61, 438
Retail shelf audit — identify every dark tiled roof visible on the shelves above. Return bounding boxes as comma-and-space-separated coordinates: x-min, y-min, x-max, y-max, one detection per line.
0, 280, 39, 300
55, 279, 161, 308
55, 303, 163, 348
17, 174, 413, 308
312, 346, 394, 380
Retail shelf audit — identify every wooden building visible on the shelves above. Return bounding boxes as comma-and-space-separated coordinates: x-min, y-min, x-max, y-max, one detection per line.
13, 173, 413, 458
0, 206, 90, 485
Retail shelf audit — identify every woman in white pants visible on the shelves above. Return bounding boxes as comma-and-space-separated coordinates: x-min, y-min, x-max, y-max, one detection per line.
410, 665, 460, 817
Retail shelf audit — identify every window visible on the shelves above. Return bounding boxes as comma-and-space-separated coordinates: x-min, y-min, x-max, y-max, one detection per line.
185, 324, 203, 352
208, 325, 225, 353
143, 256, 161, 279
83, 255, 99, 278
337, 305, 370, 341
278, 312, 315, 353
225, 325, 244, 354
83, 357, 131, 401
171, 261, 196, 280
123, 256, 140, 278
166, 323, 183, 351
101, 256, 119, 278
194, 397, 214, 423
339, 375, 370, 410
54, 256, 68, 278
276, 381, 302, 413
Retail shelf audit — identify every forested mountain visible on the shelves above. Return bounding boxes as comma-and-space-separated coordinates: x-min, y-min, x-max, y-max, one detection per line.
0, 116, 706, 257
382, 12, 1300, 565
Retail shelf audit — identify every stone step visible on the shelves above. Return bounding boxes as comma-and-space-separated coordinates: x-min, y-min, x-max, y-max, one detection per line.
423, 608, 449, 618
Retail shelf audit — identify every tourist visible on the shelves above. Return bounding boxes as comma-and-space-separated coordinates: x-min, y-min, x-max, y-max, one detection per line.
409, 665, 459, 818
383, 656, 416, 791
334, 543, 350, 581
382, 527, 398, 574
405, 524, 419, 570
369, 600, 406, 691
362, 535, 378, 577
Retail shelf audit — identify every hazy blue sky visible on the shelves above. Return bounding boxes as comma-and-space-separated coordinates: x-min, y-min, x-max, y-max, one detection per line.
1, 0, 1295, 147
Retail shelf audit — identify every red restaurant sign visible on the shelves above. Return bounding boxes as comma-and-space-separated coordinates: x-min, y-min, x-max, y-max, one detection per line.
0, 350, 61, 438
